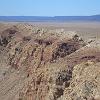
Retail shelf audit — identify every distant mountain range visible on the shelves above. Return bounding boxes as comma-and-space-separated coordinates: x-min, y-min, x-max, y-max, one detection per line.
0, 15, 100, 22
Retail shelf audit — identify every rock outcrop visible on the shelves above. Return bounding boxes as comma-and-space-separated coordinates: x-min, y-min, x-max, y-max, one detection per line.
0, 23, 100, 100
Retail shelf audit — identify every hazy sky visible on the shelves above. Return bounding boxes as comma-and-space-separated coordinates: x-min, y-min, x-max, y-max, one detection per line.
0, 0, 100, 16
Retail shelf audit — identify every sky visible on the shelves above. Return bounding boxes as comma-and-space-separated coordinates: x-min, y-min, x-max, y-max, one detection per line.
0, 0, 100, 16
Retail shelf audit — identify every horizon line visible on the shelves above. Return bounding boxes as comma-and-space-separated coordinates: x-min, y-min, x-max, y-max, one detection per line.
0, 14, 100, 17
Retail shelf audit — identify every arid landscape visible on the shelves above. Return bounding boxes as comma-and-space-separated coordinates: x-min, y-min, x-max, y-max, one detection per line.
0, 22, 100, 100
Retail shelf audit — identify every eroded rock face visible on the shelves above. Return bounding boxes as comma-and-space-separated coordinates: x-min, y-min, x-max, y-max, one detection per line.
0, 24, 100, 100
0, 27, 18, 46
51, 35, 85, 61
61, 61, 100, 100
7, 28, 85, 69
